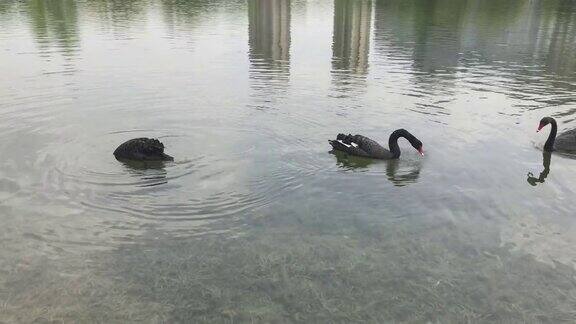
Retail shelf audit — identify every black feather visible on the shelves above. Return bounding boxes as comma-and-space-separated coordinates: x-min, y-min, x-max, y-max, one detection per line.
329, 130, 423, 160
114, 138, 174, 161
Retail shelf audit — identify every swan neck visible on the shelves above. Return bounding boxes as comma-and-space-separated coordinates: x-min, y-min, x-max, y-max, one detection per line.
388, 129, 411, 158
544, 119, 557, 152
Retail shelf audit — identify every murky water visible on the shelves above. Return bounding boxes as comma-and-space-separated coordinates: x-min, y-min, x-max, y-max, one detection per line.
2, 0, 576, 322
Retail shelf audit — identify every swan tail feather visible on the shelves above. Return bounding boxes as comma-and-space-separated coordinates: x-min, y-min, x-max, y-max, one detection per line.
329, 139, 348, 151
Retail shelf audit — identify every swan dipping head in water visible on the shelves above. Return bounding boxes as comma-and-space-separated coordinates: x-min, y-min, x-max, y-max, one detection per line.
113, 138, 174, 162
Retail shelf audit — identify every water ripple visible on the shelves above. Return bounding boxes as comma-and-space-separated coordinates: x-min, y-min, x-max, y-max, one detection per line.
28, 126, 325, 239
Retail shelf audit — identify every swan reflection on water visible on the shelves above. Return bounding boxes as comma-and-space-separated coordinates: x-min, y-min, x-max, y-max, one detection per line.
118, 159, 169, 187
330, 150, 421, 186
527, 152, 551, 187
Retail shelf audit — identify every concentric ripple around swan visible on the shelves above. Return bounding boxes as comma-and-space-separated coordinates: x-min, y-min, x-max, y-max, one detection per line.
34, 127, 328, 238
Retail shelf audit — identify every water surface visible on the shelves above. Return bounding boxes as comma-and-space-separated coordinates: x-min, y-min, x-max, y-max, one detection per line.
2, 0, 576, 322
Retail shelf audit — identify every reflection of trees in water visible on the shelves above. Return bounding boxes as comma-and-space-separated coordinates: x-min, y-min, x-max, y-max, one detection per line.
410, 0, 466, 75
26, 0, 79, 57
248, 0, 291, 67
83, 0, 148, 35
373, 0, 576, 107
162, 0, 207, 33
248, 0, 291, 107
161, 0, 242, 34
460, 0, 576, 76
464, 0, 576, 107
374, 0, 466, 73
0, 1, 14, 16
373, 0, 464, 101
540, 0, 576, 76
332, 0, 372, 74
331, 0, 372, 96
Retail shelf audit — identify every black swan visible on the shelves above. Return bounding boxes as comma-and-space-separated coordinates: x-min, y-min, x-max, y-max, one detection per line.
537, 117, 576, 153
329, 129, 423, 159
113, 138, 174, 162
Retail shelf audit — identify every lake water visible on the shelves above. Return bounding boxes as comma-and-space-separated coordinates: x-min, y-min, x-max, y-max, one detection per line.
2, 0, 576, 322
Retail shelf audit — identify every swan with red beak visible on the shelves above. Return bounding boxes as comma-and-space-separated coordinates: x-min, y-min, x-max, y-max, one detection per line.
537, 117, 576, 153
329, 129, 424, 160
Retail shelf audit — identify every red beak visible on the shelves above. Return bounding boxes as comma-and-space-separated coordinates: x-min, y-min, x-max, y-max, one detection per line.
418, 147, 424, 156
537, 124, 544, 132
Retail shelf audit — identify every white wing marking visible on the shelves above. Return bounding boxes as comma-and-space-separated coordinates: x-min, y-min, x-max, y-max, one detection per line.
337, 140, 359, 148
337, 140, 351, 148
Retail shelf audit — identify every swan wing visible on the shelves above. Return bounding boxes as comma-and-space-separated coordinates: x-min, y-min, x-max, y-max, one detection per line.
555, 130, 576, 152
352, 135, 392, 158
330, 133, 394, 159
329, 140, 370, 157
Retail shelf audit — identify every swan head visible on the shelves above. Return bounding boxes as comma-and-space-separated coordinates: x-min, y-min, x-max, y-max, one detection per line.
538, 117, 555, 132
412, 139, 424, 156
